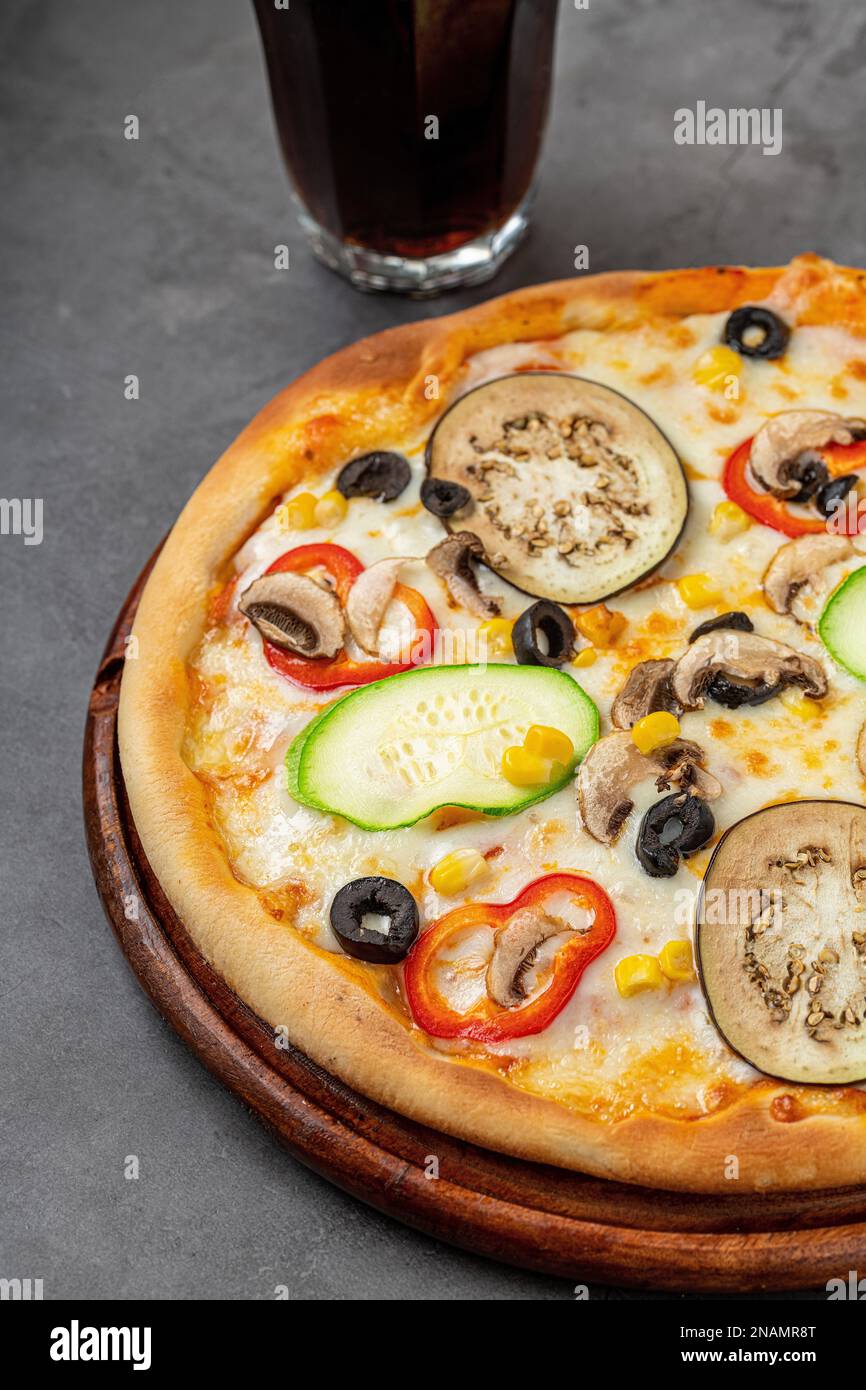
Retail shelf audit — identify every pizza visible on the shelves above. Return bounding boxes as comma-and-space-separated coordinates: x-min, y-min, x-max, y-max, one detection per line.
118, 255, 866, 1193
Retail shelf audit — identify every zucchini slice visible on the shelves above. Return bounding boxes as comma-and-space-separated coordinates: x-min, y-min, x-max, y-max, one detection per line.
287, 663, 599, 830
696, 800, 866, 1085
286, 705, 330, 801
424, 373, 688, 604
818, 565, 866, 681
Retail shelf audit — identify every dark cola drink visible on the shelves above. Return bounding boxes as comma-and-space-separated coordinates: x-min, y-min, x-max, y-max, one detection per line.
253, 0, 559, 293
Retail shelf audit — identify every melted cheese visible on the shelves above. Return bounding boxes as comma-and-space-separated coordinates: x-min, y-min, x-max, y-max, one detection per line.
184, 311, 866, 1121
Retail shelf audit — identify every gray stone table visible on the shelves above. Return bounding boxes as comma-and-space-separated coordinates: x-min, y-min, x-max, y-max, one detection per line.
3, 0, 865, 1300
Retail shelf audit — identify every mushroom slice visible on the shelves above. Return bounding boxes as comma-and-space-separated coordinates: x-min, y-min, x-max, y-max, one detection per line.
697, 800, 866, 1085
762, 534, 853, 616
486, 909, 566, 1007
426, 531, 500, 619
671, 630, 827, 710
577, 731, 721, 845
858, 722, 866, 779
424, 373, 688, 604
238, 571, 344, 658
749, 410, 865, 498
610, 658, 681, 730
345, 557, 417, 655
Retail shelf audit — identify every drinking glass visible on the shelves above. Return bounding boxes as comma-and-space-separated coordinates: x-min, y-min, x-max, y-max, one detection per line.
253, 0, 560, 294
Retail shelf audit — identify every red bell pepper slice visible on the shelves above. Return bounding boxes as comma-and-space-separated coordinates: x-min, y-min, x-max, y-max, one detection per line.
403, 873, 616, 1043
723, 436, 866, 538
261, 543, 438, 690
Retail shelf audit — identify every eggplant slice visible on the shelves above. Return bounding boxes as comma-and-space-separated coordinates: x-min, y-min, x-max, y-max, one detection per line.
697, 800, 866, 1085
424, 374, 689, 604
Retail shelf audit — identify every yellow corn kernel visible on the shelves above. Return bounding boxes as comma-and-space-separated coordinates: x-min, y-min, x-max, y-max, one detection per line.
573, 646, 598, 668
709, 499, 751, 542
428, 847, 489, 897
524, 725, 575, 763
574, 603, 627, 647
283, 491, 318, 530
478, 617, 514, 658
781, 688, 823, 719
677, 573, 722, 609
315, 489, 348, 528
692, 345, 742, 390
615, 954, 664, 998
658, 939, 696, 983
631, 711, 681, 756
502, 745, 561, 787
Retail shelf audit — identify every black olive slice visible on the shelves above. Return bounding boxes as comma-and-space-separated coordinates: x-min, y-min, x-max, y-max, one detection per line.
696, 800, 866, 1085
815, 473, 859, 519
329, 877, 419, 964
704, 673, 780, 709
723, 305, 790, 360
336, 451, 411, 502
635, 792, 715, 878
512, 600, 575, 667
420, 477, 471, 518
688, 611, 754, 644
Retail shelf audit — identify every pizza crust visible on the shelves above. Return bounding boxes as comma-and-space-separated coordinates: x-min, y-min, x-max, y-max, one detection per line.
119, 256, 866, 1193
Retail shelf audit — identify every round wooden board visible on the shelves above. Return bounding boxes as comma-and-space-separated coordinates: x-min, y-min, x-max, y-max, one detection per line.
83, 549, 866, 1293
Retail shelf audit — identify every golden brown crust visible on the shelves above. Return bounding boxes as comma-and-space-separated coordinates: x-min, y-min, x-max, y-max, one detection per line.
119, 256, 866, 1192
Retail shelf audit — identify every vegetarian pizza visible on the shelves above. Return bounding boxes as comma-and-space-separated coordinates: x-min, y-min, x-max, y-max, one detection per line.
119, 255, 866, 1192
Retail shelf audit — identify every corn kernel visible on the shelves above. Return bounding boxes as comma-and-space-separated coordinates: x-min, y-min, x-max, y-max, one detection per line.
284, 491, 318, 530
315, 489, 348, 528
677, 573, 722, 609
658, 939, 696, 983
573, 646, 598, 668
429, 847, 489, 896
478, 617, 514, 658
693, 345, 743, 390
631, 711, 681, 755
781, 689, 823, 719
615, 954, 664, 998
524, 725, 575, 764
574, 604, 627, 647
502, 746, 561, 787
709, 499, 751, 542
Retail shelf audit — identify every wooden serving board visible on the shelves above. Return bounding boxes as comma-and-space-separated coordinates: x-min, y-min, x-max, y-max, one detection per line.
83, 549, 866, 1293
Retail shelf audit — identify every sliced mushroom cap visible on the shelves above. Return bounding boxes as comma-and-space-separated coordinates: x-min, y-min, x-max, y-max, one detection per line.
688, 611, 754, 644
671, 630, 828, 710
858, 721, 866, 779
238, 571, 345, 658
577, 731, 721, 845
750, 410, 865, 498
426, 531, 500, 619
486, 909, 565, 1007
345, 557, 415, 655
610, 658, 681, 730
762, 534, 853, 616
697, 800, 866, 1084
424, 373, 688, 604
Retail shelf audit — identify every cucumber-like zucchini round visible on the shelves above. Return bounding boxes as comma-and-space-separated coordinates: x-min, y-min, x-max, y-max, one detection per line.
287, 663, 599, 830
424, 373, 689, 604
696, 800, 866, 1085
818, 565, 866, 681
285, 705, 330, 801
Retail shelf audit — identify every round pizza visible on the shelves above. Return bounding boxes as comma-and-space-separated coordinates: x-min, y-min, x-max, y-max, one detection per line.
119, 255, 866, 1192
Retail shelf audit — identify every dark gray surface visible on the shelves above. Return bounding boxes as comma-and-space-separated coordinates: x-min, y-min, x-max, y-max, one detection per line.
2, 0, 864, 1301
